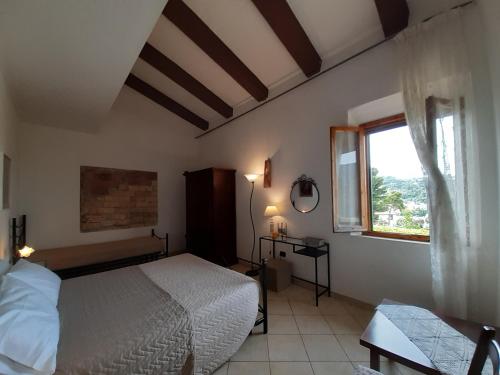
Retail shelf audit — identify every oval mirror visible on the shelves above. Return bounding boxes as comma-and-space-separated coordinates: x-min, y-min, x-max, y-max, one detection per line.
290, 175, 319, 213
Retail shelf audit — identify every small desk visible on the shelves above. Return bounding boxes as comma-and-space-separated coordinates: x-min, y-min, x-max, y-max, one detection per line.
259, 236, 331, 306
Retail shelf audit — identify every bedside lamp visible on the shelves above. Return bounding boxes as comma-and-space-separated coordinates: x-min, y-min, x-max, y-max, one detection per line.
12, 215, 35, 263
264, 205, 280, 239
18, 245, 35, 258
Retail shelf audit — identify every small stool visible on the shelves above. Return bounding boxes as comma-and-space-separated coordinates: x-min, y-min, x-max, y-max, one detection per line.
266, 258, 292, 292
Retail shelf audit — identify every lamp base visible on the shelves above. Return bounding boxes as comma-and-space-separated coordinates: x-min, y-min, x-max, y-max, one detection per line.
245, 269, 260, 277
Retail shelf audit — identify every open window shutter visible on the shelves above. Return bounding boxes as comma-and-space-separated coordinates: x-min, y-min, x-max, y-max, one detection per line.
330, 127, 368, 232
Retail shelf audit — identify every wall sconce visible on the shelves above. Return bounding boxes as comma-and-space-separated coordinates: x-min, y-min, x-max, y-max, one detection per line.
18, 246, 35, 258
12, 215, 35, 262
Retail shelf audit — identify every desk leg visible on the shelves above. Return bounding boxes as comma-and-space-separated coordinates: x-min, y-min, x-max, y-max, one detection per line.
370, 350, 380, 371
259, 238, 262, 264
314, 257, 318, 306
327, 244, 331, 297
272, 241, 276, 259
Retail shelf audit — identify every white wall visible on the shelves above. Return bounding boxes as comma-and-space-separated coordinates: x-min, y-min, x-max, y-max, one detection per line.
197, 5, 500, 319
198, 42, 434, 308
0, 64, 18, 273
16, 87, 199, 253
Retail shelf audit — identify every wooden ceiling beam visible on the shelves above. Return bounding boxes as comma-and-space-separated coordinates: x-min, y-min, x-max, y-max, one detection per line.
374, 0, 410, 38
163, 0, 268, 102
125, 74, 209, 130
140, 43, 233, 118
251, 0, 321, 77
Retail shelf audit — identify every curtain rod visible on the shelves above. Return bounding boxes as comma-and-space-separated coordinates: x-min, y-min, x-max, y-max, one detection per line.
195, 0, 474, 139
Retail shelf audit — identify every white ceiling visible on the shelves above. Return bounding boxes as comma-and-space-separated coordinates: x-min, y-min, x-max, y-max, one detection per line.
0, 0, 387, 133
132, 0, 384, 131
0, 0, 166, 132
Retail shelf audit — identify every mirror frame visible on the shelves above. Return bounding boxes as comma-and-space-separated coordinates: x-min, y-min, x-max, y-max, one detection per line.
290, 175, 320, 214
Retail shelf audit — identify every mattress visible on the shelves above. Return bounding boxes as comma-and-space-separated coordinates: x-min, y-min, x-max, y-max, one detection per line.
56, 254, 259, 374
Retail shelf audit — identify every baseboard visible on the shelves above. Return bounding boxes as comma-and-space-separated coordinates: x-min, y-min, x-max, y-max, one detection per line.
237, 256, 375, 309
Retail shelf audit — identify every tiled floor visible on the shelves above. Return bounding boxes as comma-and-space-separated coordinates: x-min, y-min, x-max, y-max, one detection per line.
214, 264, 420, 375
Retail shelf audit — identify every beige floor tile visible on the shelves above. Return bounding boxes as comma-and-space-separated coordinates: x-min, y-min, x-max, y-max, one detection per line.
268, 315, 299, 334
301, 334, 349, 362
295, 315, 332, 334
228, 362, 270, 375
267, 289, 288, 301
396, 363, 423, 375
213, 362, 228, 375
252, 324, 264, 334
345, 304, 375, 328
311, 362, 354, 375
324, 314, 363, 334
231, 334, 269, 362
230, 263, 250, 274
270, 362, 314, 375
282, 285, 315, 303
268, 335, 309, 362
318, 297, 350, 315
268, 300, 293, 315
290, 301, 321, 315
354, 361, 400, 375
336, 334, 386, 362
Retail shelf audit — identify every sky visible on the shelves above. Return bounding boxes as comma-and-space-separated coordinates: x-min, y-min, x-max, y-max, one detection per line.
369, 126, 424, 179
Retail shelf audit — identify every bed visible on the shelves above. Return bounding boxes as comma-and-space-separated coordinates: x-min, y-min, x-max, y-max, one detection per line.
55, 254, 261, 374
1, 248, 266, 375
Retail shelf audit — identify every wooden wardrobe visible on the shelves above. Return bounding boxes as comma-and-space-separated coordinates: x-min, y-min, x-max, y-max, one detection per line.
184, 168, 237, 266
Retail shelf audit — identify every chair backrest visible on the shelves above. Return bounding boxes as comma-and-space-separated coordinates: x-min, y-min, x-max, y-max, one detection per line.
468, 326, 500, 375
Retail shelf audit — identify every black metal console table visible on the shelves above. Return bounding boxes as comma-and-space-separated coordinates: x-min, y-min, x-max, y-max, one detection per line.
259, 236, 331, 306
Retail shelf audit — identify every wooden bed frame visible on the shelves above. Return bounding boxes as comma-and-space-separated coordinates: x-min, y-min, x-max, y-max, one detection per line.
55, 230, 168, 279
11, 217, 268, 334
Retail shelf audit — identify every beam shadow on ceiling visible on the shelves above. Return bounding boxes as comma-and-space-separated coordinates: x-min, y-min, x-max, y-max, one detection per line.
251, 0, 322, 77
140, 43, 233, 118
163, 0, 269, 102
374, 0, 410, 37
125, 74, 209, 130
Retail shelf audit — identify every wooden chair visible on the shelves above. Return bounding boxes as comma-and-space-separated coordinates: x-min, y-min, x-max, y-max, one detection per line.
468, 326, 500, 375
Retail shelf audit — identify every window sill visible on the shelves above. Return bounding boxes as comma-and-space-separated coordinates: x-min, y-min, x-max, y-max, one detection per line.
362, 231, 430, 243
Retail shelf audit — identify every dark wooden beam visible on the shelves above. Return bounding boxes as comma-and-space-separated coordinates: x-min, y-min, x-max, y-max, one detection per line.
140, 43, 233, 118
374, 0, 410, 37
251, 0, 321, 77
125, 74, 208, 130
163, 0, 268, 102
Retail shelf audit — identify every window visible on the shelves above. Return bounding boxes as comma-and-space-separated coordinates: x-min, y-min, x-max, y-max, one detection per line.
331, 114, 430, 242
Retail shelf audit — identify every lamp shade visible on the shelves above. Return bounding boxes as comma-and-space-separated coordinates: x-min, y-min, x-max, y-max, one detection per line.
244, 174, 260, 182
264, 205, 280, 217
18, 245, 35, 258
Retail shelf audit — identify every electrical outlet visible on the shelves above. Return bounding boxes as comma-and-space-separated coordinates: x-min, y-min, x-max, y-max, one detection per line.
279, 251, 286, 258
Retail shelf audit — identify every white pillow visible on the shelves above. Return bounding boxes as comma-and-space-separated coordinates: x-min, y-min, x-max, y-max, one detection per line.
7, 259, 61, 306
0, 276, 59, 374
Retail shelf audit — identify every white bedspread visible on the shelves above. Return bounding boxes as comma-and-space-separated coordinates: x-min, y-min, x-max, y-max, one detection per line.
56, 254, 259, 375
140, 254, 259, 374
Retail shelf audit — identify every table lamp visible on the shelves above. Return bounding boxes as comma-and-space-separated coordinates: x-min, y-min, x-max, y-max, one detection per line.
264, 205, 280, 239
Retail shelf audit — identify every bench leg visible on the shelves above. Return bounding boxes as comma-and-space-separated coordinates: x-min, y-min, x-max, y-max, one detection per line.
370, 350, 380, 371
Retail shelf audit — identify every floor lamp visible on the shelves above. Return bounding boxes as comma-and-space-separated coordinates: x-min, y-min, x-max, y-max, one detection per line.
244, 174, 260, 277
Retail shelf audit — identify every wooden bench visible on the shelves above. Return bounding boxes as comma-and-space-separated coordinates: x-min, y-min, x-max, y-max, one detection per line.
29, 235, 166, 279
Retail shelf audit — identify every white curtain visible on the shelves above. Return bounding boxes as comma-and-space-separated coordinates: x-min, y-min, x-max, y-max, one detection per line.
395, 10, 479, 319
